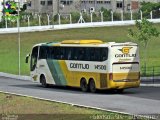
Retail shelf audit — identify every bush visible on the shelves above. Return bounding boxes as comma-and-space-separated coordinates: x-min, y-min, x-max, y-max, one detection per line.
100, 7, 111, 21
70, 12, 80, 23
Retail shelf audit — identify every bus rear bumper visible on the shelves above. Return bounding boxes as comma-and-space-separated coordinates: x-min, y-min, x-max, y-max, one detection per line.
107, 80, 140, 89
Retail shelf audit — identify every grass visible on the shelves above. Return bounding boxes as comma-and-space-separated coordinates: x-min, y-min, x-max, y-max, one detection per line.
0, 24, 160, 75
0, 92, 146, 120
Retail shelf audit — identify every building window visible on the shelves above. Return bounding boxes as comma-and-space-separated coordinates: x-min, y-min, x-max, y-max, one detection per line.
40, 1, 45, 6
89, 0, 94, 4
60, 0, 73, 5
97, 1, 103, 4
117, 1, 122, 8
48, 0, 52, 6
104, 1, 111, 4
81, 0, 87, 4
27, 1, 31, 7
127, 4, 131, 10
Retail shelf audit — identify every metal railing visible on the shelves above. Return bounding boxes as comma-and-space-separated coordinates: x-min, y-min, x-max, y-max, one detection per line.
0, 10, 160, 28
141, 66, 160, 84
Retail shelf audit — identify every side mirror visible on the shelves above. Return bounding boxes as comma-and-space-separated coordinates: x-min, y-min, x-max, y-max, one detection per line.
25, 54, 30, 63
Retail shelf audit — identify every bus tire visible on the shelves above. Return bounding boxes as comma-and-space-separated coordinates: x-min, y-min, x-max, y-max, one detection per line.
80, 78, 88, 92
89, 79, 96, 93
40, 75, 48, 88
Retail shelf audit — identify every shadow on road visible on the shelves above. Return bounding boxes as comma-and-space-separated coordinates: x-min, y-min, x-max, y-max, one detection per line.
9, 83, 139, 95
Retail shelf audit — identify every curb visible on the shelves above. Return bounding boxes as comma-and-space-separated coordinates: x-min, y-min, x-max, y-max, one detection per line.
141, 76, 160, 80
0, 91, 153, 120
0, 72, 31, 81
140, 83, 160, 87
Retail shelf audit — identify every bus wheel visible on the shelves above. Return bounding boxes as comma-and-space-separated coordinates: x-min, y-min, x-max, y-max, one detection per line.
89, 79, 96, 93
80, 78, 88, 92
40, 75, 48, 88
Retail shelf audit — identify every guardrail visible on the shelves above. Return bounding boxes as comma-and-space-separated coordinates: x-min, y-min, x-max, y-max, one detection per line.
141, 66, 160, 84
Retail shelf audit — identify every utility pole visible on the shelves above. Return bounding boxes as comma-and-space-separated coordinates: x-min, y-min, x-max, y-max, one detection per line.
57, 0, 59, 14
34, 0, 35, 14
17, 0, 21, 76
52, 0, 54, 16
3, 0, 5, 15
122, 0, 125, 12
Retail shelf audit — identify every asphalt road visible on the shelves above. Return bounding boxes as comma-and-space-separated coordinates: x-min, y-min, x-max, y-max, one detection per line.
0, 76, 160, 116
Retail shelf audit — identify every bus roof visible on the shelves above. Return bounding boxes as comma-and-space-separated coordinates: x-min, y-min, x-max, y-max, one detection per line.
61, 40, 103, 44
33, 40, 137, 47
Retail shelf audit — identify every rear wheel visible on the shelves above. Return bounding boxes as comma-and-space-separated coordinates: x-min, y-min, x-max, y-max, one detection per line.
40, 75, 48, 88
80, 78, 88, 92
89, 79, 96, 93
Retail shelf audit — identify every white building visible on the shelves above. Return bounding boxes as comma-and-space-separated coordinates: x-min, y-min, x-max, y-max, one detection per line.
14, 0, 27, 7
27, 0, 160, 14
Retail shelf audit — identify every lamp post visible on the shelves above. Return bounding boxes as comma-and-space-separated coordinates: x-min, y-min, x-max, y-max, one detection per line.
52, 0, 54, 16
17, 0, 21, 76
3, 0, 8, 28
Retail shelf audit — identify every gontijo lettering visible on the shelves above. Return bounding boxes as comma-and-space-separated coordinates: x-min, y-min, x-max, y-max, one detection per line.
115, 47, 136, 58
70, 63, 89, 69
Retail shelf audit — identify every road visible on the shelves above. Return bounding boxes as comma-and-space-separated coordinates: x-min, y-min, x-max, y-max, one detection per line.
0, 76, 160, 116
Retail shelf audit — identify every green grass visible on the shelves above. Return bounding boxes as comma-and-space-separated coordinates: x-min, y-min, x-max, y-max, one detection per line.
0, 25, 160, 75
0, 92, 146, 120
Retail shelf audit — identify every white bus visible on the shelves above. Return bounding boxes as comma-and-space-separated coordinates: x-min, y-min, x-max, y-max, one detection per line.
26, 40, 140, 93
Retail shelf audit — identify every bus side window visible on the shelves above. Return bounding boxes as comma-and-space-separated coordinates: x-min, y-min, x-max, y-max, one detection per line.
94, 48, 100, 61
70, 47, 78, 60
90, 48, 95, 61
49, 47, 55, 59
59, 47, 65, 60
78, 48, 84, 60
67, 48, 72, 60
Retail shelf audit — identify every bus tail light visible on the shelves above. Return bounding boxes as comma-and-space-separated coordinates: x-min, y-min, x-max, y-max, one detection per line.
109, 73, 113, 80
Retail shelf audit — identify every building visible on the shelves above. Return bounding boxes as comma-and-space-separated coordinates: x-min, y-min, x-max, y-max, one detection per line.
26, 0, 160, 14
0, 0, 3, 22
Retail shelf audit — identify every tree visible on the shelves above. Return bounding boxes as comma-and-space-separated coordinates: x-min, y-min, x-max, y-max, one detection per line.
128, 18, 159, 75
140, 2, 160, 18
21, 4, 27, 11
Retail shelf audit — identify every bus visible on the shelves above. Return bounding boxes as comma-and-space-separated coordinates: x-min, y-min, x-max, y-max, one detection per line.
26, 40, 140, 93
